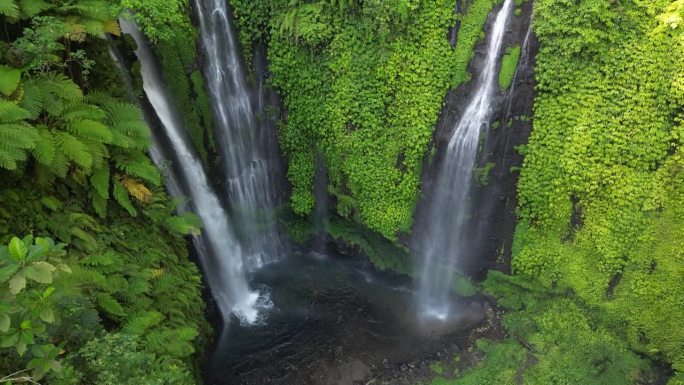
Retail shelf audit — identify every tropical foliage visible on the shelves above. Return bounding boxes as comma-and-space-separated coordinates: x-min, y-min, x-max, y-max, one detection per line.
230, 0, 500, 239
0, 0, 207, 382
438, 0, 684, 384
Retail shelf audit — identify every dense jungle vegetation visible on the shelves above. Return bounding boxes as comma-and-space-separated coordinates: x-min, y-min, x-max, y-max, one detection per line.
0, 0, 209, 383
432, 0, 684, 384
0, 0, 682, 384
231, 0, 683, 384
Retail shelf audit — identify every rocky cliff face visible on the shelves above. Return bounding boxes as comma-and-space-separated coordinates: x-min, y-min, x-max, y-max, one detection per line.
414, 0, 538, 278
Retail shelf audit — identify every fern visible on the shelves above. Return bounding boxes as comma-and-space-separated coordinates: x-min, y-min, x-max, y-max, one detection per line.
33, 127, 55, 166
0, 99, 31, 122
96, 293, 126, 317
19, 79, 44, 119
114, 153, 160, 186
91, 192, 107, 217
0, 0, 19, 18
55, 131, 91, 168
61, 101, 106, 122
18, 0, 52, 18
113, 179, 136, 216
0, 65, 21, 96
90, 167, 109, 199
122, 311, 163, 335
165, 213, 202, 236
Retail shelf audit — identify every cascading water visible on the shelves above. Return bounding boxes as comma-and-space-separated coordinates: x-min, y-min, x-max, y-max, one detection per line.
415, 0, 514, 320
119, 19, 267, 324
195, 0, 283, 269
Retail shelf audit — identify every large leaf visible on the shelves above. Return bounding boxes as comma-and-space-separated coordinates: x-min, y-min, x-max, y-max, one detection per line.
24, 261, 55, 284
0, 263, 20, 283
39, 307, 54, 323
0, 65, 21, 96
8, 237, 27, 261
9, 271, 26, 294
0, 313, 9, 332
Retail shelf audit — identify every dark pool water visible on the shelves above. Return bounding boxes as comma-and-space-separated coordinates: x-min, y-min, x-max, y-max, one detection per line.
204, 252, 487, 385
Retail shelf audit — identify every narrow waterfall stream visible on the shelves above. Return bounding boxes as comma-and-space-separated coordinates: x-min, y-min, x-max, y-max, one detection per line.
415, 0, 514, 320
120, 20, 267, 324
195, 0, 283, 269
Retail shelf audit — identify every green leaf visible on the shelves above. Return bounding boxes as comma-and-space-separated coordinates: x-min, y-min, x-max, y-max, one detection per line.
41, 286, 55, 299
0, 313, 10, 333
0, 263, 20, 283
39, 308, 54, 323
16, 340, 27, 356
8, 271, 26, 294
0, 332, 18, 348
90, 168, 110, 199
113, 180, 136, 217
8, 237, 27, 261
24, 262, 55, 284
97, 294, 126, 317
0, 0, 19, 19
0, 65, 21, 96
40, 196, 62, 212
18, 0, 53, 17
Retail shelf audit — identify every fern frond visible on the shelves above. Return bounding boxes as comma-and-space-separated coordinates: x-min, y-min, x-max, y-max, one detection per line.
113, 179, 136, 216
114, 153, 160, 185
96, 293, 126, 317
55, 131, 91, 168
62, 101, 106, 122
18, 0, 53, 18
165, 213, 202, 236
90, 167, 109, 199
0, 122, 37, 149
20, 79, 44, 118
122, 311, 163, 335
48, 148, 69, 178
0, 65, 21, 96
92, 192, 107, 217
0, 147, 21, 169
33, 127, 55, 166
0, 0, 19, 18
66, 119, 113, 143
0, 99, 31, 123
122, 177, 152, 202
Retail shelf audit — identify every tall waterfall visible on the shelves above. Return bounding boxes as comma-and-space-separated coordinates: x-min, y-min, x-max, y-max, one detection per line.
195, 0, 283, 269
119, 20, 264, 324
415, 0, 514, 320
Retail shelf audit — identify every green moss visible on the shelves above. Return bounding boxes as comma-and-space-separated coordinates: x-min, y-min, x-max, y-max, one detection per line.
327, 217, 412, 276
474, 162, 496, 186
229, 0, 500, 239
512, 0, 684, 378
430, 362, 446, 375
498, 45, 521, 90
452, 274, 478, 297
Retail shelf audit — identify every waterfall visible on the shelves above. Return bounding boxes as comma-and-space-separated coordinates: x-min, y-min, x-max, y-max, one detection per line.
312, 150, 329, 255
119, 19, 266, 324
415, 0, 514, 320
195, 0, 283, 269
